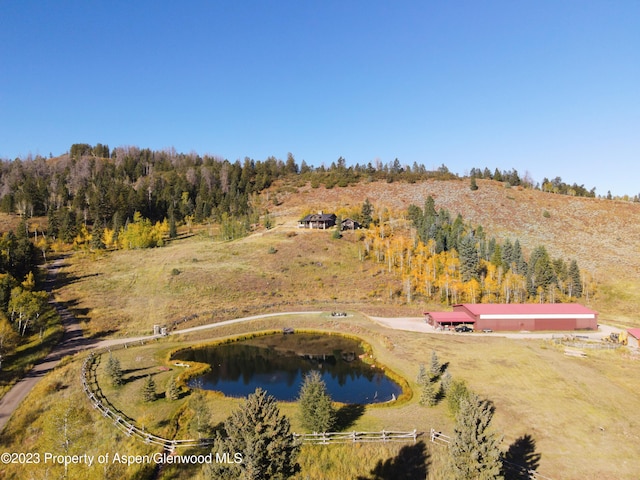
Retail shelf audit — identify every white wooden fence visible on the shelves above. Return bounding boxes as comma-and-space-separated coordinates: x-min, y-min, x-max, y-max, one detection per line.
294, 430, 420, 445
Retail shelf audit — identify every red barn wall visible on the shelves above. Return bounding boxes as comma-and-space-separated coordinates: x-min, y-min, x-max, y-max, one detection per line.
534, 318, 577, 331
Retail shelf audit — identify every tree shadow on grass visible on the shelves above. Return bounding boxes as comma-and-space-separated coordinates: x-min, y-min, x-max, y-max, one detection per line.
125, 370, 162, 384
501, 433, 542, 479
357, 440, 430, 480
335, 403, 365, 430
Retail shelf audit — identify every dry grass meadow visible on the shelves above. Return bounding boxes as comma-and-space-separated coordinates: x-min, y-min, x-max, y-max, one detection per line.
2, 179, 640, 479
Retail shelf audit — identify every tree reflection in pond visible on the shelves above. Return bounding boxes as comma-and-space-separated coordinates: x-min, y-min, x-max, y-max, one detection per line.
174, 333, 402, 404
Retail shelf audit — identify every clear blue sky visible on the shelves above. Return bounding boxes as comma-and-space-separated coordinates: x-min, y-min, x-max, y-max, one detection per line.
1, 1, 638, 196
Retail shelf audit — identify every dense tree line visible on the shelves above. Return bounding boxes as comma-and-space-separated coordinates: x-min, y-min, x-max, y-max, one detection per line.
468, 167, 531, 189
1, 143, 632, 246
363, 196, 591, 304
540, 176, 596, 198
1, 145, 289, 239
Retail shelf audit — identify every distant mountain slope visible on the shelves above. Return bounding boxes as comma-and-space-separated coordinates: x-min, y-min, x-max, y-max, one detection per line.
267, 178, 640, 324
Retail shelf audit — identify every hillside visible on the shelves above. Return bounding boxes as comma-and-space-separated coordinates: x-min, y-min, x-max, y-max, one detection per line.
266, 178, 640, 325
2, 178, 640, 479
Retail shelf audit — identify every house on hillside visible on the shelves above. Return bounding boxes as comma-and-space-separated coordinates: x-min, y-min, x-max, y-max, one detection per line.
341, 218, 361, 231
424, 303, 598, 332
298, 212, 337, 229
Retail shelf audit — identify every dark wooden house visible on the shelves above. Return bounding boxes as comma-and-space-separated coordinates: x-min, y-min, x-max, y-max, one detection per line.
341, 218, 361, 230
298, 212, 337, 229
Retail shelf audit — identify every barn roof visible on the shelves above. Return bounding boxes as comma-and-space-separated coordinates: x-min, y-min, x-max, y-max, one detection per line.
425, 311, 475, 323
455, 303, 598, 317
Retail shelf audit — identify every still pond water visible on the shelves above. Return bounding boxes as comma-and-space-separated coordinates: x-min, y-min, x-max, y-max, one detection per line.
174, 333, 402, 404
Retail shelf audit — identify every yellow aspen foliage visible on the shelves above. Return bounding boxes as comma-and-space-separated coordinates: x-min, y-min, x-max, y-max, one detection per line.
102, 228, 117, 249
73, 225, 92, 250
119, 212, 168, 249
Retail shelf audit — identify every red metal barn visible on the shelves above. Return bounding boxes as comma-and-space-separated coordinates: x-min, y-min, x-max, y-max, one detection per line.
450, 303, 598, 332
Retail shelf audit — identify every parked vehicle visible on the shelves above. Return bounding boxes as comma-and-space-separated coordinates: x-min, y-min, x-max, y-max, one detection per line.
482, 328, 493, 333
455, 325, 473, 333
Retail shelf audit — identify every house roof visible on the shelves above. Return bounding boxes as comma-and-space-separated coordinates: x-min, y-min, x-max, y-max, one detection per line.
455, 303, 598, 317
628, 328, 640, 340
425, 311, 475, 323
300, 213, 337, 222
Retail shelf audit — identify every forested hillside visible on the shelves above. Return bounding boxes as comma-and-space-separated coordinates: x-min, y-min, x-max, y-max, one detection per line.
3, 143, 631, 245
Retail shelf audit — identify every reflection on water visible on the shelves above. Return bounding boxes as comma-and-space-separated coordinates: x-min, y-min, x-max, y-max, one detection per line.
173, 333, 402, 403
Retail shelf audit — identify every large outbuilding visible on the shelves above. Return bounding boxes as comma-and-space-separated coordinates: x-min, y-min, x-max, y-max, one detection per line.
424, 303, 598, 332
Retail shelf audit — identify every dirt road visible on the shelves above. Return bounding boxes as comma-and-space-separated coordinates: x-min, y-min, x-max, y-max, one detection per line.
0, 257, 101, 431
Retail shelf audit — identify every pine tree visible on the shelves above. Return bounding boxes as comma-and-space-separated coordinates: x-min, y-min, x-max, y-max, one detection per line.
222, 388, 300, 480
189, 391, 211, 439
361, 199, 373, 228
449, 394, 503, 479
298, 370, 337, 432
470, 177, 479, 191
167, 378, 180, 401
416, 363, 428, 386
142, 375, 156, 402
419, 379, 438, 407
105, 354, 123, 387
429, 350, 441, 379
447, 379, 470, 417
459, 235, 479, 282
568, 259, 582, 298
441, 371, 452, 393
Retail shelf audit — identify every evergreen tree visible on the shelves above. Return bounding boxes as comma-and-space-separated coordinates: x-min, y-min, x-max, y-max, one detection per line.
142, 375, 156, 402
167, 378, 180, 401
420, 379, 438, 407
512, 240, 527, 275
459, 235, 479, 282
501, 238, 513, 270
447, 379, 470, 418
298, 370, 337, 432
449, 394, 503, 480
189, 390, 211, 439
361, 199, 373, 228
222, 388, 300, 480
105, 354, 123, 387
441, 371, 452, 393
568, 259, 582, 298
490, 243, 503, 270
430, 350, 441, 379
416, 363, 428, 386
470, 177, 479, 191
528, 247, 556, 298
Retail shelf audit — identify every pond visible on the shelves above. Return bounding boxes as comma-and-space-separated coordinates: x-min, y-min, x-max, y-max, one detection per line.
173, 333, 403, 404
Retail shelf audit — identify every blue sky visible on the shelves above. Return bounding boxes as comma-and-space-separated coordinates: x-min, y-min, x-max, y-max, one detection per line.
1, 1, 638, 196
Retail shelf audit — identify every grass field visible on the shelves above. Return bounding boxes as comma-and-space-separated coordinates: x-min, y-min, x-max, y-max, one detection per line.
2, 309, 639, 479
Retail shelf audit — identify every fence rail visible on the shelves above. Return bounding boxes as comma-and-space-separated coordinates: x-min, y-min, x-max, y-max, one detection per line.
81, 350, 213, 451
81, 349, 421, 451
294, 430, 420, 445
429, 429, 553, 480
